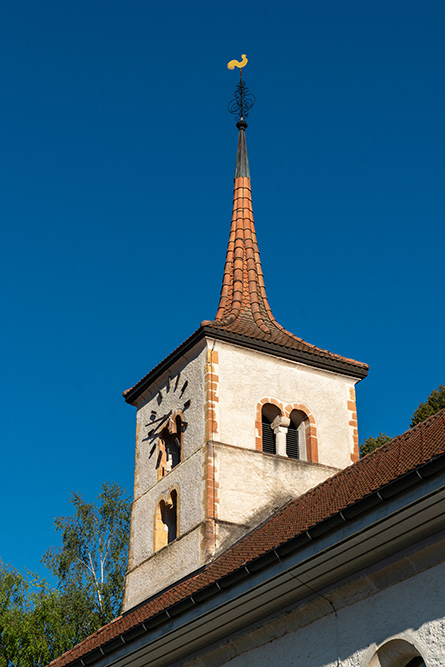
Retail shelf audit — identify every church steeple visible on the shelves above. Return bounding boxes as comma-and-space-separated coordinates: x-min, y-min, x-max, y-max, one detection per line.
121, 59, 368, 613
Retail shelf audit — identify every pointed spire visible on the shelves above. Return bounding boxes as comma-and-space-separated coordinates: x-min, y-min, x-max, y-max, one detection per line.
203, 121, 288, 337
201, 118, 368, 375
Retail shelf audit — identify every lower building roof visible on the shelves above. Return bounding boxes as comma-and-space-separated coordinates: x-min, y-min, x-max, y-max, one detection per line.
49, 408, 445, 667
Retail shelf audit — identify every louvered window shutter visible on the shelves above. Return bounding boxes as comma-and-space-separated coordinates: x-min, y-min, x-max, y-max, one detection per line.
262, 419, 276, 454
286, 423, 299, 459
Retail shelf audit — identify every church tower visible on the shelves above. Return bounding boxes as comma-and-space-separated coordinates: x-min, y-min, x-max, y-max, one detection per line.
121, 64, 368, 612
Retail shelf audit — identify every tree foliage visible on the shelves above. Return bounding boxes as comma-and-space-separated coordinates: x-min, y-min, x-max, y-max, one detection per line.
359, 384, 445, 458
1, 482, 130, 666
410, 384, 445, 427
359, 432, 392, 458
0, 564, 69, 667
43, 482, 130, 629
0, 563, 30, 666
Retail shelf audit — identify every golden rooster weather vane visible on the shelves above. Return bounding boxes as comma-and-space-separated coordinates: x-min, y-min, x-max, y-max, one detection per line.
227, 54, 248, 71
227, 53, 255, 121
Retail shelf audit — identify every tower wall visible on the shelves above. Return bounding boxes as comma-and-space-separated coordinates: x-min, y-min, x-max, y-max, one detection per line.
132, 340, 207, 498
123, 342, 208, 610
212, 339, 360, 467
212, 443, 338, 556
123, 335, 362, 611
122, 446, 207, 610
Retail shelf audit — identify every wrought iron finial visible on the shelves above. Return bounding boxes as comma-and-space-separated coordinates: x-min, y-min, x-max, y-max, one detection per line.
227, 53, 255, 121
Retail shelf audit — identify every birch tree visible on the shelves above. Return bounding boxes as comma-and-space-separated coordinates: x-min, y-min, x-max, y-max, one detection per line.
43, 482, 130, 628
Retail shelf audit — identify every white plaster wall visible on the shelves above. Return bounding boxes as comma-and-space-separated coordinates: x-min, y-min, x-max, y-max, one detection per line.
130, 446, 205, 567
184, 556, 445, 667
215, 444, 338, 543
213, 340, 359, 469
122, 525, 204, 610
123, 446, 207, 611
134, 342, 207, 499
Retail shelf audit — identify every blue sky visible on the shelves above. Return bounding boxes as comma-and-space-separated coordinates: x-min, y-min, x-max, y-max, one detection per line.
1, 0, 444, 581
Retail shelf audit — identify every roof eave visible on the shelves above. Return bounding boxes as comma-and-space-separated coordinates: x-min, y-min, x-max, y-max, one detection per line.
202, 326, 369, 380
49, 449, 445, 667
123, 326, 368, 405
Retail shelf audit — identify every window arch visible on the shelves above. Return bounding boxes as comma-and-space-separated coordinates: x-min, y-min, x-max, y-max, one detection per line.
256, 399, 318, 461
367, 638, 426, 667
284, 403, 318, 462
261, 403, 281, 454
154, 489, 178, 552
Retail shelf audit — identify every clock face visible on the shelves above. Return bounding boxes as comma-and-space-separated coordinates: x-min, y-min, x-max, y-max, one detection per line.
145, 371, 191, 441
142, 372, 191, 476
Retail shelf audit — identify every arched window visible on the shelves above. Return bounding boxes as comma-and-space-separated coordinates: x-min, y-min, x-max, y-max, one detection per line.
286, 410, 307, 460
262, 404, 281, 455
154, 489, 178, 552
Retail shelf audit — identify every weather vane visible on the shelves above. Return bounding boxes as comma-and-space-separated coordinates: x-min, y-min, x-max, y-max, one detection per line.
227, 53, 255, 121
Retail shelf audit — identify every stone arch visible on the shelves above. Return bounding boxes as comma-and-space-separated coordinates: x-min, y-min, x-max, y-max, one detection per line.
153, 486, 180, 552
255, 398, 285, 451
284, 403, 318, 462
366, 638, 426, 667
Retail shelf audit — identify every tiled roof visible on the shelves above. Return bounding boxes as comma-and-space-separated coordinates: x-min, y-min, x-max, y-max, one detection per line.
49, 408, 445, 667
201, 123, 368, 373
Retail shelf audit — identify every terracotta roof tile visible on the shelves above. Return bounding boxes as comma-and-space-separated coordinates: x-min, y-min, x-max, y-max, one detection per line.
49, 408, 445, 667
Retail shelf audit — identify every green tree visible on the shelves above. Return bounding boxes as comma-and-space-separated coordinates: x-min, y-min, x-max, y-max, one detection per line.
410, 384, 445, 427
0, 563, 68, 667
43, 482, 131, 633
0, 482, 131, 666
359, 432, 392, 458
0, 562, 29, 666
